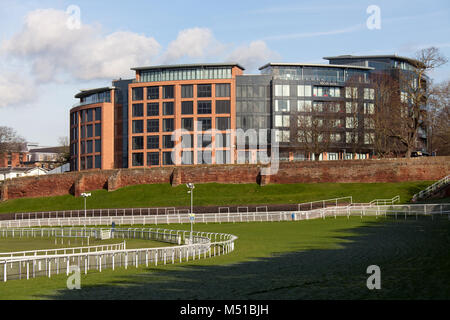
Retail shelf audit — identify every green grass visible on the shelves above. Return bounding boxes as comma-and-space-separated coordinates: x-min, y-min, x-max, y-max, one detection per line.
0, 181, 434, 214
1, 216, 449, 300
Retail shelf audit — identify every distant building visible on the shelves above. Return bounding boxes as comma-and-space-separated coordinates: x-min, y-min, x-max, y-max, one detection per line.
0, 167, 48, 181
0, 152, 28, 168
26, 146, 68, 170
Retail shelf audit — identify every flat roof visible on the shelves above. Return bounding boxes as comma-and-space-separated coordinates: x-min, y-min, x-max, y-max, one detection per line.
258, 62, 374, 71
75, 87, 115, 99
323, 54, 425, 67
131, 62, 245, 71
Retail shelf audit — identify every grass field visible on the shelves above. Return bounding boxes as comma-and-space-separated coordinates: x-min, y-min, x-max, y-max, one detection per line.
0, 181, 434, 214
1, 216, 449, 300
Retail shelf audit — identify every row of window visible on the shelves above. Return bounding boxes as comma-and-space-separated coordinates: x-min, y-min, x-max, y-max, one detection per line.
132, 117, 231, 133
276, 100, 375, 114
276, 130, 375, 144
139, 67, 233, 83
79, 155, 102, 170
277, 115, 374, 129
132, 133, 232, 150
132, 100, 231, 117
75, 123, 102, 139
132, 150, 232, 167
76, 139, 101, 155
274, 85, 375, 100
132, 84, 231, 101
71, 108, 102, 125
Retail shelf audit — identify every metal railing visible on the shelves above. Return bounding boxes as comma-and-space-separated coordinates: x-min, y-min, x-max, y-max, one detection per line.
298, 196, 353, 211
412, 175, 450, 202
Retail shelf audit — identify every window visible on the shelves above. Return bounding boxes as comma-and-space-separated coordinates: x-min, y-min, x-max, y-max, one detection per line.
132, 120, 144, 133
216, 117, 230, 130
81, 125, 86, 138
132, 87, 143, 101
346, 117, 358, 129
275, 85, 290, 97
364, 88, 375, 100
87, 109, 93, 122
95, 108, 101, 121
364, 133, 375, 144
147, 119, 159, 133
147, 152, 159, 166
197, 84, 212, 97
313, 86, 340, 97
132, 103, 144, 117
163, 85, 174, 99
147, 136, 159, 149
81, 141, 85, 154
216, 84, 230, 97
364, 117, 375, 129
215, 133, 230, 148
275, 130, 290, 143
87, 124, 93, 138
345, 87, 358, 99
86, 156, 93, 169
81, 157, 85, 170
163, 135, 174, 148
95, 155, 101, 169
298, 85, 312, 97
346, 102, 358, 113
364, 103, 375, 114
181, 101, 193, 114
181, 134, 193, 148
197, 118, 211, 131
132, 153, 144, 166
162, 152, 173, 165
95, 123, 101, 137
330, 133, 342, 142
328, 103, 341, 113
312, 102, 324, 112
197, 134, 212, 148
132, 136, 144, 150
147, 103, 159, 116
298, 100, 312, 112
198, 101, 212, 114
346, 132, 358, 144
216, 100, 230, 114
197, 150, 212, 164
147, 86, 159, 100
95, 139, 101, 153
182, 118, 193, 131
181, 85, 193, 98
275, 100, 290, 112
181, 151, 193, 165
163, 102, 174, 115
330, 119, 343, 128
163, 118, 174, 132
87, 140, 93, 154
275, 115, 290, 127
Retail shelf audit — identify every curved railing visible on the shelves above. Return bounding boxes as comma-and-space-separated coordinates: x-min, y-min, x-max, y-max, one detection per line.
0, 226, 238, 282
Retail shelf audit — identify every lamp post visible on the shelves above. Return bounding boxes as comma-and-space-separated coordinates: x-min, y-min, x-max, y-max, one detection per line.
186, 183, 195, 242
81, 193, 91, 218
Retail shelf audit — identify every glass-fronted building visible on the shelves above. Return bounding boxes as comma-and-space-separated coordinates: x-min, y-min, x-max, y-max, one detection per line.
69, 55, 427, 171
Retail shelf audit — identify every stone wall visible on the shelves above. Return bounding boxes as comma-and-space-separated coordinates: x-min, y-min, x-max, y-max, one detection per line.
0, 157, 448, 201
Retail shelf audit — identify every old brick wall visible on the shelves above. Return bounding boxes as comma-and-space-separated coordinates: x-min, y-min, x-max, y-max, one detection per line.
0, 157, 448, 201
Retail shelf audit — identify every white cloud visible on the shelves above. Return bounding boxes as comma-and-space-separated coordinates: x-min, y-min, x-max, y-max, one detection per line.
226, 40, 280, 71
160, 27, 226, 64
1, 9, 161, 82
0, 72, 37, 108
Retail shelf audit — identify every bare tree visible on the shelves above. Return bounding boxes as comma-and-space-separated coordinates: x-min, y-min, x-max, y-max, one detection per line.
0, 126, 26, 153
56, 136, 71, 164
392, 47, 447, 157
428, 80, 450, 155
297, 113, 330, 161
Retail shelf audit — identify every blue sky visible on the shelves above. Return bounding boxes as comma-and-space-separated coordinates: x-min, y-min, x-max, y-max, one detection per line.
0, 0, 449, 146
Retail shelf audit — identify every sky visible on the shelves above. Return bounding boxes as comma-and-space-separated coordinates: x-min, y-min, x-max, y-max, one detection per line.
0, 0, 449, 146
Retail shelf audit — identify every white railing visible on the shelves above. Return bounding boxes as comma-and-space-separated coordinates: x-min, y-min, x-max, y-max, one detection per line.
0, 226, 238, 282
369, 195, 400, 206
412, 175, 450, 201
297, 196, 353, 212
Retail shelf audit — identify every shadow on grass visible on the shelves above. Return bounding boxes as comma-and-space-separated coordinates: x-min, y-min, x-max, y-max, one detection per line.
41, 217, 450, 300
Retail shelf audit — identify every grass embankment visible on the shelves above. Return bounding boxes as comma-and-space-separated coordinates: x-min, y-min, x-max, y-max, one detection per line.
1, 216, 449, 300
0, 181, 434, 214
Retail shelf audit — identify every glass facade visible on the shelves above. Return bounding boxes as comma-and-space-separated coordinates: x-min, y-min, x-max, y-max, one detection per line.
139, 67, 232, 83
